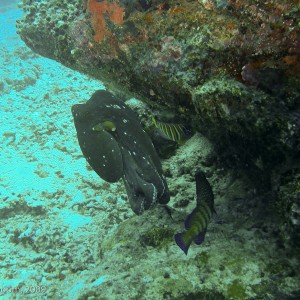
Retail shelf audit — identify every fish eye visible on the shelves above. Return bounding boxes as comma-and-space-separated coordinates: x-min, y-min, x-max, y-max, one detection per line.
103, 120, 116, 132
92, 121, 116, 133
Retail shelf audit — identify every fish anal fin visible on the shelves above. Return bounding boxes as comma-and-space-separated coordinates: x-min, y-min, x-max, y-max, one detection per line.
194, 229, 206, 245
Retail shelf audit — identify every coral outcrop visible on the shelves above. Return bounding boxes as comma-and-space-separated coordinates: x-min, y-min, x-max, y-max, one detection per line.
16, 0, 299, 173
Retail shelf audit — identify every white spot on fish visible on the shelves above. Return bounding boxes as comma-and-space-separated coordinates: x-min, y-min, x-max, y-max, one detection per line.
150, 183, 157, 204
123, 119, 128, 123
154, 168, 166, 197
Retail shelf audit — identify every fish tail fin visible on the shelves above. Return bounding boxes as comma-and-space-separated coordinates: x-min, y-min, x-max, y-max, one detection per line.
174, 232, 191, 255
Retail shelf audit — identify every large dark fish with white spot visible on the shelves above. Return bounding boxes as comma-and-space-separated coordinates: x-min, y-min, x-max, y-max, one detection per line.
175, 170, 216, 255
72, 90, 170, 215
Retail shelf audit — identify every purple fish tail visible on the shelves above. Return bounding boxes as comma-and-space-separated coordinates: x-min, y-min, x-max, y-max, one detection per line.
174, 232, 190, 255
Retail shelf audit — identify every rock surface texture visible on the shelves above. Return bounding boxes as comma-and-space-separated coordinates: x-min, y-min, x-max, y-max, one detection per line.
17, 0, 299, 162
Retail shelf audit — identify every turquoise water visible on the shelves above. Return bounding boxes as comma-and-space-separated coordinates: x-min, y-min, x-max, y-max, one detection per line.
0, 6, 109, 299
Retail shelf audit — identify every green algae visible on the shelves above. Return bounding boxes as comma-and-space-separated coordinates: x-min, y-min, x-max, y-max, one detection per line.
251, 281, 272, 299
226, 280, 247, 300
181, 290, 226, 300
267, 261, 288, 275
195, 251, 210, 266
155, 277, 194, 299
139, 226, 174, 248
275, 169, 300, 246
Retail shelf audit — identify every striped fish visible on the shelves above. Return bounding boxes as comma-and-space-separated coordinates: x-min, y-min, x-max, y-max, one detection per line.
175, 171, 216, 255
151, 115, 190, 144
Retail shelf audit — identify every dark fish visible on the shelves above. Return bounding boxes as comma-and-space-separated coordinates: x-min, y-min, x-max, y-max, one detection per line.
175, 171, 215, 255
151, 115, 190, 144
72, 90, 170, 215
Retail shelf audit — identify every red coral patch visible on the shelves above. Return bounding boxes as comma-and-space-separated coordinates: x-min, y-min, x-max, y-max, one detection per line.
87, 0, 124, 43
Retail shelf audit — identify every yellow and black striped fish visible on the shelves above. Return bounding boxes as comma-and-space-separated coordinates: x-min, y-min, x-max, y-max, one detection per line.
175, 170, 217, 255
151, 115, 190, 144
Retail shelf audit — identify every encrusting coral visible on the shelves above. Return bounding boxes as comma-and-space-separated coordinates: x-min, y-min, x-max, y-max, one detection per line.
86, 0, 124, 43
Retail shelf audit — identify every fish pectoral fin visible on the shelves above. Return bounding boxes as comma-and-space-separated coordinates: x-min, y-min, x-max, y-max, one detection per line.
162, 205, 174, 220
123, 172, 158, 215
184, 208, 197, 230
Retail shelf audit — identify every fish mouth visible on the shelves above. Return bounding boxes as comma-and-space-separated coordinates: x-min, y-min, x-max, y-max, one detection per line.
71, 104, 89, 120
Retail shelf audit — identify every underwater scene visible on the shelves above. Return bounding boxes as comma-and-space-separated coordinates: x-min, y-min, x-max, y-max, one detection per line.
0, 0, 299, 299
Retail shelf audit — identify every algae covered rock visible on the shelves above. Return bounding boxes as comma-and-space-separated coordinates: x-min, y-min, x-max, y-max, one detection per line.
16, 0, 299, 179
274, 168, 300, 247
100, 206, 175, 254
192, 76, 299, 177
